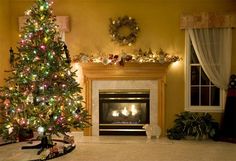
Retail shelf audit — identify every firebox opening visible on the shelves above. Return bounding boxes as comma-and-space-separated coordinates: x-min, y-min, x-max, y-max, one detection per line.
99, 90, 150, 135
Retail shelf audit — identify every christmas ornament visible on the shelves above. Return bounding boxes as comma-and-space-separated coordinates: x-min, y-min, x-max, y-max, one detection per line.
102, 57, 111, 65
38, 126, 45, 135
64, 135, 75, 146
19, 118, 27, 126
6, 124, 14, 134
74, 53, 89, 63
3, 99, 10, 107
26, 93, 34, 104
33, 56, 40, 62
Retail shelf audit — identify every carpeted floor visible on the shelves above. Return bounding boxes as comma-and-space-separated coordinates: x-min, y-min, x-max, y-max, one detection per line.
0, 135, 236, 161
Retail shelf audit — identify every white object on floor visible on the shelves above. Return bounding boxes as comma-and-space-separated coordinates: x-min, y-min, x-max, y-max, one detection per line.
143, 124, 161, 139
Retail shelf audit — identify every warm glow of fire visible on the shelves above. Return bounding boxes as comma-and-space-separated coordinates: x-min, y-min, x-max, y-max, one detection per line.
121, 107, 130, 116
111, 104, 139, 117
131, 104, 138, 116
112, 110, 119, 117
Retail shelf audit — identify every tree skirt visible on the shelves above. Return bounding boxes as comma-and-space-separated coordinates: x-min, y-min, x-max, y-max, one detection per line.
0, 139, 75, 161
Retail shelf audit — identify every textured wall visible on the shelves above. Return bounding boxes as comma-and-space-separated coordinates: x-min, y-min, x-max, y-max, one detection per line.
1, 0, 236, 129
0, 0, 11, 85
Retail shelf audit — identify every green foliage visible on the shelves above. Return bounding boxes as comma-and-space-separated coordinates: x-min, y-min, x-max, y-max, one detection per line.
167, 112, 219, 140
0, 0, 90, 141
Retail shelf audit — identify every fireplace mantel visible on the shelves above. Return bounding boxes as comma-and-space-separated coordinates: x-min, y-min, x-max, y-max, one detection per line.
80, 63, 170, 136
80, 63, 169, 79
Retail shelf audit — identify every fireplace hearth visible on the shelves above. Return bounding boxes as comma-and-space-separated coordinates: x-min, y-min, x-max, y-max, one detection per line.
99, 90, 150, 135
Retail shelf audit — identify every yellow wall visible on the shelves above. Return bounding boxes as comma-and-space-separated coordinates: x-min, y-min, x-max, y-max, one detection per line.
1, 0, 236, 130
0, 0, 11, 85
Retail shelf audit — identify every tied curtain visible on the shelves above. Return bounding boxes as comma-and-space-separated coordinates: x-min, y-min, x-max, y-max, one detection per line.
187, 28, 232, 90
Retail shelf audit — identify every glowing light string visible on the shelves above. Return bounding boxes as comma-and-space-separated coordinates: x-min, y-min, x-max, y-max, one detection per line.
73, 48, 181, 66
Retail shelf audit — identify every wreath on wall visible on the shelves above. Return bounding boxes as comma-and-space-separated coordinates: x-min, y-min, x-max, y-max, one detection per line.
109, 15, 140, 46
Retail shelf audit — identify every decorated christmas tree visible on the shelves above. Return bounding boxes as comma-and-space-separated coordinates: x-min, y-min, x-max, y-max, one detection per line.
0, 0, 90, 144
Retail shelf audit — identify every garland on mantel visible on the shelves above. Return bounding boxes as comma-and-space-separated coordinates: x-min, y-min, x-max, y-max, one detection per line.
73, 48, 181, 66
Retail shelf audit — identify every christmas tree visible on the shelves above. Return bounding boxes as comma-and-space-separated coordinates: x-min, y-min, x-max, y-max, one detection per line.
0, 0, 90, 143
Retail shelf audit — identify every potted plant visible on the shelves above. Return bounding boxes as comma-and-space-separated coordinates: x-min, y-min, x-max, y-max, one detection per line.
167, 112, 219, 140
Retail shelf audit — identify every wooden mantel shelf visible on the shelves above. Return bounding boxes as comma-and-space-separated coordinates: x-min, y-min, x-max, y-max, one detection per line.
80, 62, 170, 80
80, 62, 170, 136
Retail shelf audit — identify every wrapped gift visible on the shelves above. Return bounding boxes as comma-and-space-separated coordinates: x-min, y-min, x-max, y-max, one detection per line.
63, 135, 74, 145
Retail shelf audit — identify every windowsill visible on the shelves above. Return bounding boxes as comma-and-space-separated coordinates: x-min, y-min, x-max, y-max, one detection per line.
185, 107, 224, 113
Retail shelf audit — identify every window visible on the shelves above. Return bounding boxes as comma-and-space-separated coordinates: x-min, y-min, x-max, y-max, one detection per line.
185, 33, 225, 112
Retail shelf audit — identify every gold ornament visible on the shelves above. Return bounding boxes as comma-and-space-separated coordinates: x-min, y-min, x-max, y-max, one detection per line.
26, 93, 34, 104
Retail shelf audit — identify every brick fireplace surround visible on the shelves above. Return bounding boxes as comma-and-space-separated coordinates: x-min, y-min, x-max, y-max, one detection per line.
79, 63, 169, 136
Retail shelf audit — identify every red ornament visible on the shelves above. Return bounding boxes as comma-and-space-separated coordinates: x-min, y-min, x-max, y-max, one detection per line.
4, 99, 10, 107
56, 116, 65, 124
74, 114, 81, 121
40, 45, 46, 51
19, 118, 27, 126
48, 127, 53, 131
33, 56, 40, 62
20, 39, 26, 45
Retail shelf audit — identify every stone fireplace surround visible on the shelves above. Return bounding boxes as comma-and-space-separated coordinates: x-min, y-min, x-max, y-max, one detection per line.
80, 63, 169, 136
93, 80, 157, 136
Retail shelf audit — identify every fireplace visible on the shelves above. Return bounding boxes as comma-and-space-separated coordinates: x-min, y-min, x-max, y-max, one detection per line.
79, 63, 168, 136
99, 90, 150, 135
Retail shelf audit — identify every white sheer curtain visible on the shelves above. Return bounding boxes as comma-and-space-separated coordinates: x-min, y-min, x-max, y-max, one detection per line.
188, 28, 232, 90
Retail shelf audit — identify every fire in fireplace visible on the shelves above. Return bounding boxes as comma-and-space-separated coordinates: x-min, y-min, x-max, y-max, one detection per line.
99, 90, 150, 135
